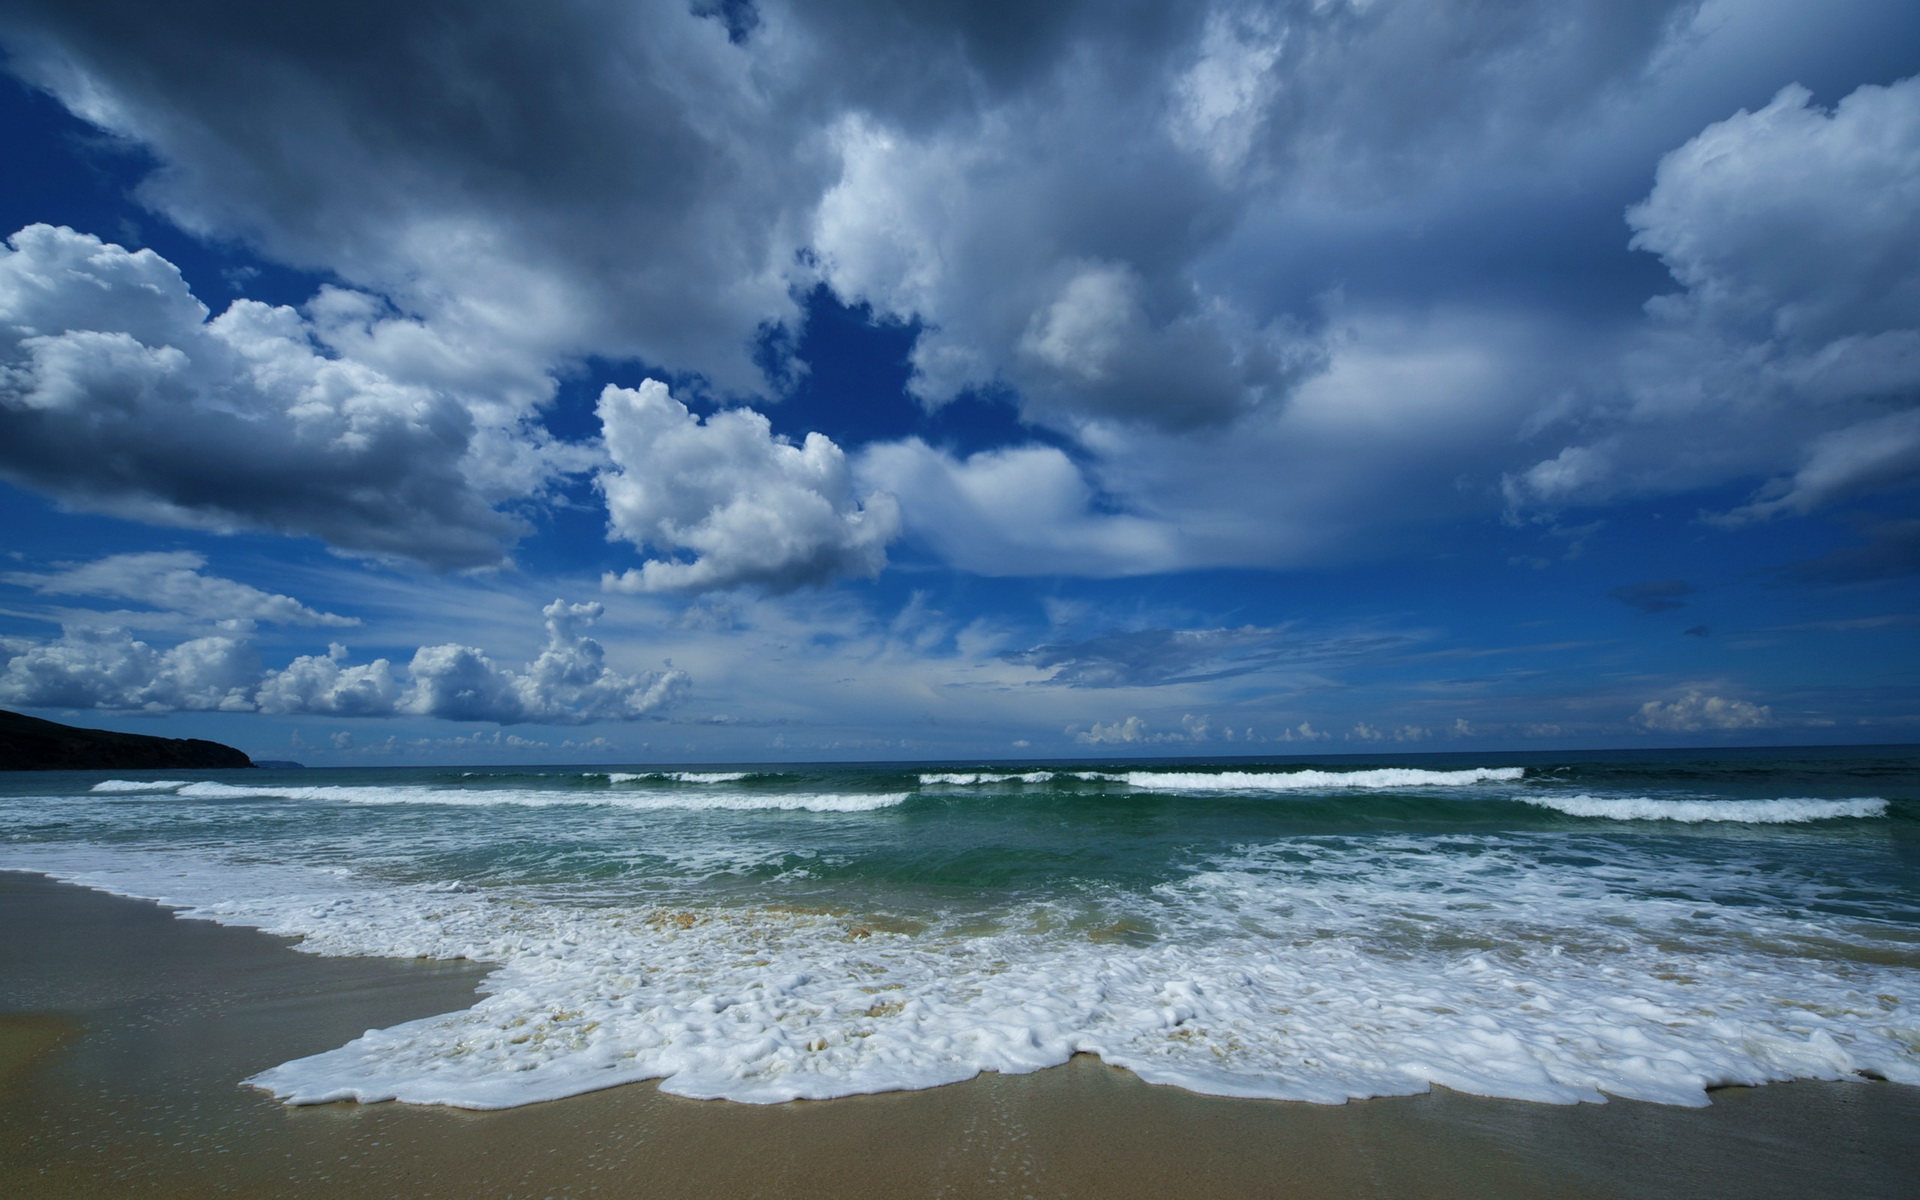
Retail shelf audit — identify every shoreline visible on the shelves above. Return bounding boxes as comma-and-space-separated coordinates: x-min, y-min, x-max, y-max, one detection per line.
3, 870, 1917, 1199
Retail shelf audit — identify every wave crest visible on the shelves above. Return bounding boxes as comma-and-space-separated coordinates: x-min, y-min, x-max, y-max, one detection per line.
1521, 795, 1887, 823
169, 781, 905, 813
1125, 767, 1524, 792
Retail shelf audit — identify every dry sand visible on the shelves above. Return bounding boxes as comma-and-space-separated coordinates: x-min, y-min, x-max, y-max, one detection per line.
3, 870, 1915, 1199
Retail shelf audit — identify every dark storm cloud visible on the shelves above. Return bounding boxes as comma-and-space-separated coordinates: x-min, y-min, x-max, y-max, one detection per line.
1610, 580, 1694, 613
1780, 519, 1920, 583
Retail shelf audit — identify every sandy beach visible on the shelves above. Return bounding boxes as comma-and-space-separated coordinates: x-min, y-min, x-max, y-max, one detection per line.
1, 870, 1914, 1199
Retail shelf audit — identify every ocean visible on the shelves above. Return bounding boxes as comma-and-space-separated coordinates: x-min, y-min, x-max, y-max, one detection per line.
3, 746, 1915, 1111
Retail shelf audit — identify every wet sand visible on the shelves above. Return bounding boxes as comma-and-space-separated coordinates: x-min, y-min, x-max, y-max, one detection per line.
2, 869, 1915, 1199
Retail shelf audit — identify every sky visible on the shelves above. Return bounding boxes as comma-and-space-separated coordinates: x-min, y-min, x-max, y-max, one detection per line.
0, 0, 1916, 765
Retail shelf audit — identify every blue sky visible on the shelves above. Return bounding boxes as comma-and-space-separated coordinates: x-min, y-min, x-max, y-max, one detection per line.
1, 0, 1916, 764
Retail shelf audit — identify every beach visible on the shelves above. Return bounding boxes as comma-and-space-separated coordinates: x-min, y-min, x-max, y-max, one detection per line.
4, 870, 1916, 1200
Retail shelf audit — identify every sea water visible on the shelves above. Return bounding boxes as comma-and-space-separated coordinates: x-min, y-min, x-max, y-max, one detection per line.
2, 747, 1915, 1110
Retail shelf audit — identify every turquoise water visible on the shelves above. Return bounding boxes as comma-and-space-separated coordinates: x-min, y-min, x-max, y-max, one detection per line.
3, 747, 1916, 1108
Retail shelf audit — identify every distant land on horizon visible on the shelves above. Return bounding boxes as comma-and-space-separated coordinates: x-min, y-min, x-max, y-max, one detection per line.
0, 709, 254, 771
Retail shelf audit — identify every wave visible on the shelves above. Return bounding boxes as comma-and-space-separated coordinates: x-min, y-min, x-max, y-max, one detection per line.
918, 771, 1058, 785
1124, 766, 1525, 792
90, 780, 191, 793
11, 787, 1918, 1115
1520, 795, 1888, 824
603, 771, 755, 784
167, 781, 904, 813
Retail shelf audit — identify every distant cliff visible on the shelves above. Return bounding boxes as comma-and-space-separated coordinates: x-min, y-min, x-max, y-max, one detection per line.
0, 709, 254, 771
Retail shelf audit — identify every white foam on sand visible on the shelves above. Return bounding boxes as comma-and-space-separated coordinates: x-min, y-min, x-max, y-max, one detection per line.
1124, 767, 1526, 791
6, 824, 1913, 1113
1520, 795, 1888, 823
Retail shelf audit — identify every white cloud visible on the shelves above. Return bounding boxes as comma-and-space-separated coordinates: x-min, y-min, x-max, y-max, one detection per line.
857, 440, 1182, 577
597, 381, 899, 593
1, 1, 1912, 585
4, 551, 354, 627
1169, 9, 1286, 179
3, 598, 687, 725
1724, 407, 1920, 522
0, 226, 569, 568
1628, 80, 1920, 347
864, 306, 1559, 575
0, 625, 258, 712
1632, 691, 1775, 732
2, 5, 823, 397
1073, 713, 1211, 744
1512, 76, 1920, 514
402, 601, 690, 724
1275, 722, 1330, 742
255, 644, 402, 716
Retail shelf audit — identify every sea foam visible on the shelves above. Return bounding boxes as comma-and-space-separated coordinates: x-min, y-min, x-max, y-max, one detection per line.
90, 780, 191, 793
225, 839, 1920, 1108
15, 760, 1919, 1117
12, 828, 1912, 1114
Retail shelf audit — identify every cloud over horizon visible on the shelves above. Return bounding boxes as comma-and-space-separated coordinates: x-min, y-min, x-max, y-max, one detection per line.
1, 593, 689, 725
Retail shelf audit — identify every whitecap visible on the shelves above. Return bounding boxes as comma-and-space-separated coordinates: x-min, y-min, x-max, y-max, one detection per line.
605, 771, 756, 784
171, 780, 904, 814
918, 772, 1056, 785
1124, 767, 1524, 791
90, 780, 189, 793
1520, 795, 1887, 823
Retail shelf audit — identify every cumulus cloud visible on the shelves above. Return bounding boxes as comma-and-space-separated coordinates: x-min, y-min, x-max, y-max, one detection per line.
1631, 691, 1774, 733
1073, 713, 1213, 745
1511, 76, 1920, 516
861, 308, 1567, 576
0, 0, 826, 396
2, 1, 1915, 582
0, 626, 259, 712
3, 599, 688, 724
4, 551, 354, 626
402, 601, 690, 724
858, 439, 1182, 577
0, 226, 566, 568
254, 644, 402, 716
597, 381, 899, 593
809, 0, 1685, 430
